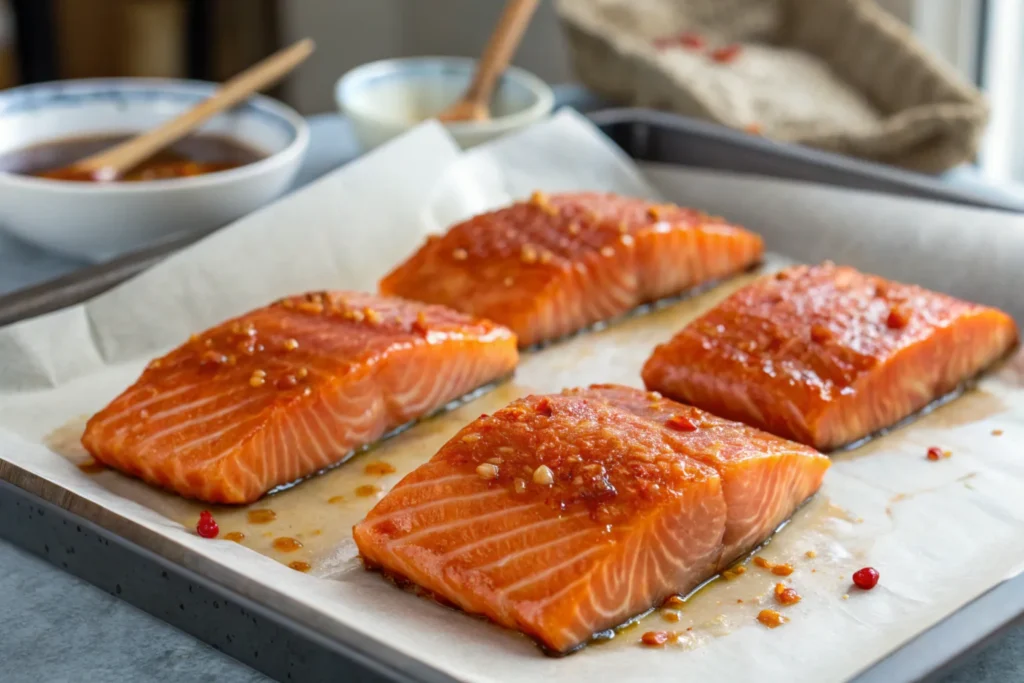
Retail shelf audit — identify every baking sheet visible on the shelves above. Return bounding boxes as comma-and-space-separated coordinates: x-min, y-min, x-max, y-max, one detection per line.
1, 110, 1024, 683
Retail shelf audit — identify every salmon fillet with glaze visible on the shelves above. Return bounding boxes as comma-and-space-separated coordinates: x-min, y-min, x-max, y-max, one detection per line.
82, 292, 518, 504
353, 385, 827, 653
380, 192, 764, 347
570, 384, 829, 569
643, 262, 1020, 451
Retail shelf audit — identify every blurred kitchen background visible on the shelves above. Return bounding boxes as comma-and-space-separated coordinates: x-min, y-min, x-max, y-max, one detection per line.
0, 0, 1020, 181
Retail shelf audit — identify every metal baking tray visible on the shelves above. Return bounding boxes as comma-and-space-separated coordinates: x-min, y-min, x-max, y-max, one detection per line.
2, 108, 1023, 683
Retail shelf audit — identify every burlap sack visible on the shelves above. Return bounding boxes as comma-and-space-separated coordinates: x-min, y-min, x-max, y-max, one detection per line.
557, 0, 988, 173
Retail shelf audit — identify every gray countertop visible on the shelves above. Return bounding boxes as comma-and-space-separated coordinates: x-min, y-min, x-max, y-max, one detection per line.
3, 104, 1024, 682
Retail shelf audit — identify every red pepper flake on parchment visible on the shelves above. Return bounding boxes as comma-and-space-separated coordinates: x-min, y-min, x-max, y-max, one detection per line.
926, 446, 951, 461
653, 31, 706, 51
852, 566, 880, 590
196, 510, 219, 539
679, 32, 705, 49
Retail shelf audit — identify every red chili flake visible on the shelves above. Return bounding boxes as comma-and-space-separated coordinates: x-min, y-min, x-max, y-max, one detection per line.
711, 43, 742, 63
535, 397, 553, 417
810, 324, 832, 344
654, 31, 705, 51
886, 306, 910, 329
275, 375, 298, 390
926, 446, 943, 461
412, 311, 430, 336
666, 414, 698, 432
852, 566, 879, 590
679, 32, 705, 49
641, 630, 670, 646
196, 510, 219, 539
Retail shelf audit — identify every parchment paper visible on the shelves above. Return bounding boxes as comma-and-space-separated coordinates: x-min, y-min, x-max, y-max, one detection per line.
2, 110, 1024, 683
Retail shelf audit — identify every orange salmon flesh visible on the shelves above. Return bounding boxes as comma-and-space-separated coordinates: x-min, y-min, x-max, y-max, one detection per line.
81, 292, 519, 503
643, 262, 1020, 450
353, 385, 828, 653
380, 192, 764, 347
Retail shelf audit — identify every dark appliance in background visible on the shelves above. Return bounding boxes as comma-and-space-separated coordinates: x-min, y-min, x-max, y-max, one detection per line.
8, 0, 280, 91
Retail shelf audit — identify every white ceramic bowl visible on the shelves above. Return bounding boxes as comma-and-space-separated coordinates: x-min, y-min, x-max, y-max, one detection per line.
335, 57, 555, 151
0, 79, 309, 262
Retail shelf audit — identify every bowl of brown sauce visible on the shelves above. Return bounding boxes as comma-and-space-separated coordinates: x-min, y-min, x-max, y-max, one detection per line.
0, 79, 309, 261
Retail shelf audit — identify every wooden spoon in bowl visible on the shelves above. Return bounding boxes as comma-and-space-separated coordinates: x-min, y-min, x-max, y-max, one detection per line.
436, 0, 540, 123
42, 38, 315, 182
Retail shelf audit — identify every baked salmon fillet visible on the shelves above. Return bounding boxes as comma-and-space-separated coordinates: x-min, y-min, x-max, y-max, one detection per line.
643, 262, 1020, 451
379, 192, 764, 347
353, 385, 827, 653
82, 292, 519, 504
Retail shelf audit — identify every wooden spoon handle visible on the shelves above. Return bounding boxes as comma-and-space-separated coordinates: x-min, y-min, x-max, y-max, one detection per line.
76, 38, 315, 178
463, 0, 540, 106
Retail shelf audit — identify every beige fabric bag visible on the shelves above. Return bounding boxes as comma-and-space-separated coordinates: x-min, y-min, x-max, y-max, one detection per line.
557, 0, 988, 172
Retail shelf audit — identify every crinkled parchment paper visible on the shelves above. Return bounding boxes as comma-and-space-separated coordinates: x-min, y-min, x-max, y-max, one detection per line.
2, 110, 1024, 683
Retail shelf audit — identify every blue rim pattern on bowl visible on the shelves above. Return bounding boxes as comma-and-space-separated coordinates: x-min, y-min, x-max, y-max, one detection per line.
0, 78, 309, 192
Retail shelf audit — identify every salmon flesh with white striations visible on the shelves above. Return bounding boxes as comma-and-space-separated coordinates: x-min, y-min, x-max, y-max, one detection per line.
81, 291, 519, 504
379, 191, 764, 347
353, 385, 828, 654
643, 262, 1020, 450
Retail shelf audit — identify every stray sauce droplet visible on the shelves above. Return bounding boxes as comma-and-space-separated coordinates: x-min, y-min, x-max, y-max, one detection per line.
355, 484, 380, 497
328, 495, 345, 504
364, 461, 396, 476
757, 609, 787, 628
288, 560, 312, 573
272, 537, 303, 553
641, 630, 670, 647
223, 531, 246, 543
247, 509, 277, 524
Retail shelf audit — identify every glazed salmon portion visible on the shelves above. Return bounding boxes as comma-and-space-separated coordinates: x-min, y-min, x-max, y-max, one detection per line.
353, 385, 826, 653
566, 385, 829, 568
643, 262, 1020, 451
379, 192, 764, 347
82, 292, 518, 504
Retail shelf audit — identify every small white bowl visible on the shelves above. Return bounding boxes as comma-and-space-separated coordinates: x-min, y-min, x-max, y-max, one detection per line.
0, 78, 309, 262
335, 57, 555, 151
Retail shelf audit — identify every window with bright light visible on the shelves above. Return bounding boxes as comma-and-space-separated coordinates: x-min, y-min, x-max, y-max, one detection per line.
911, 0, 1024, 184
